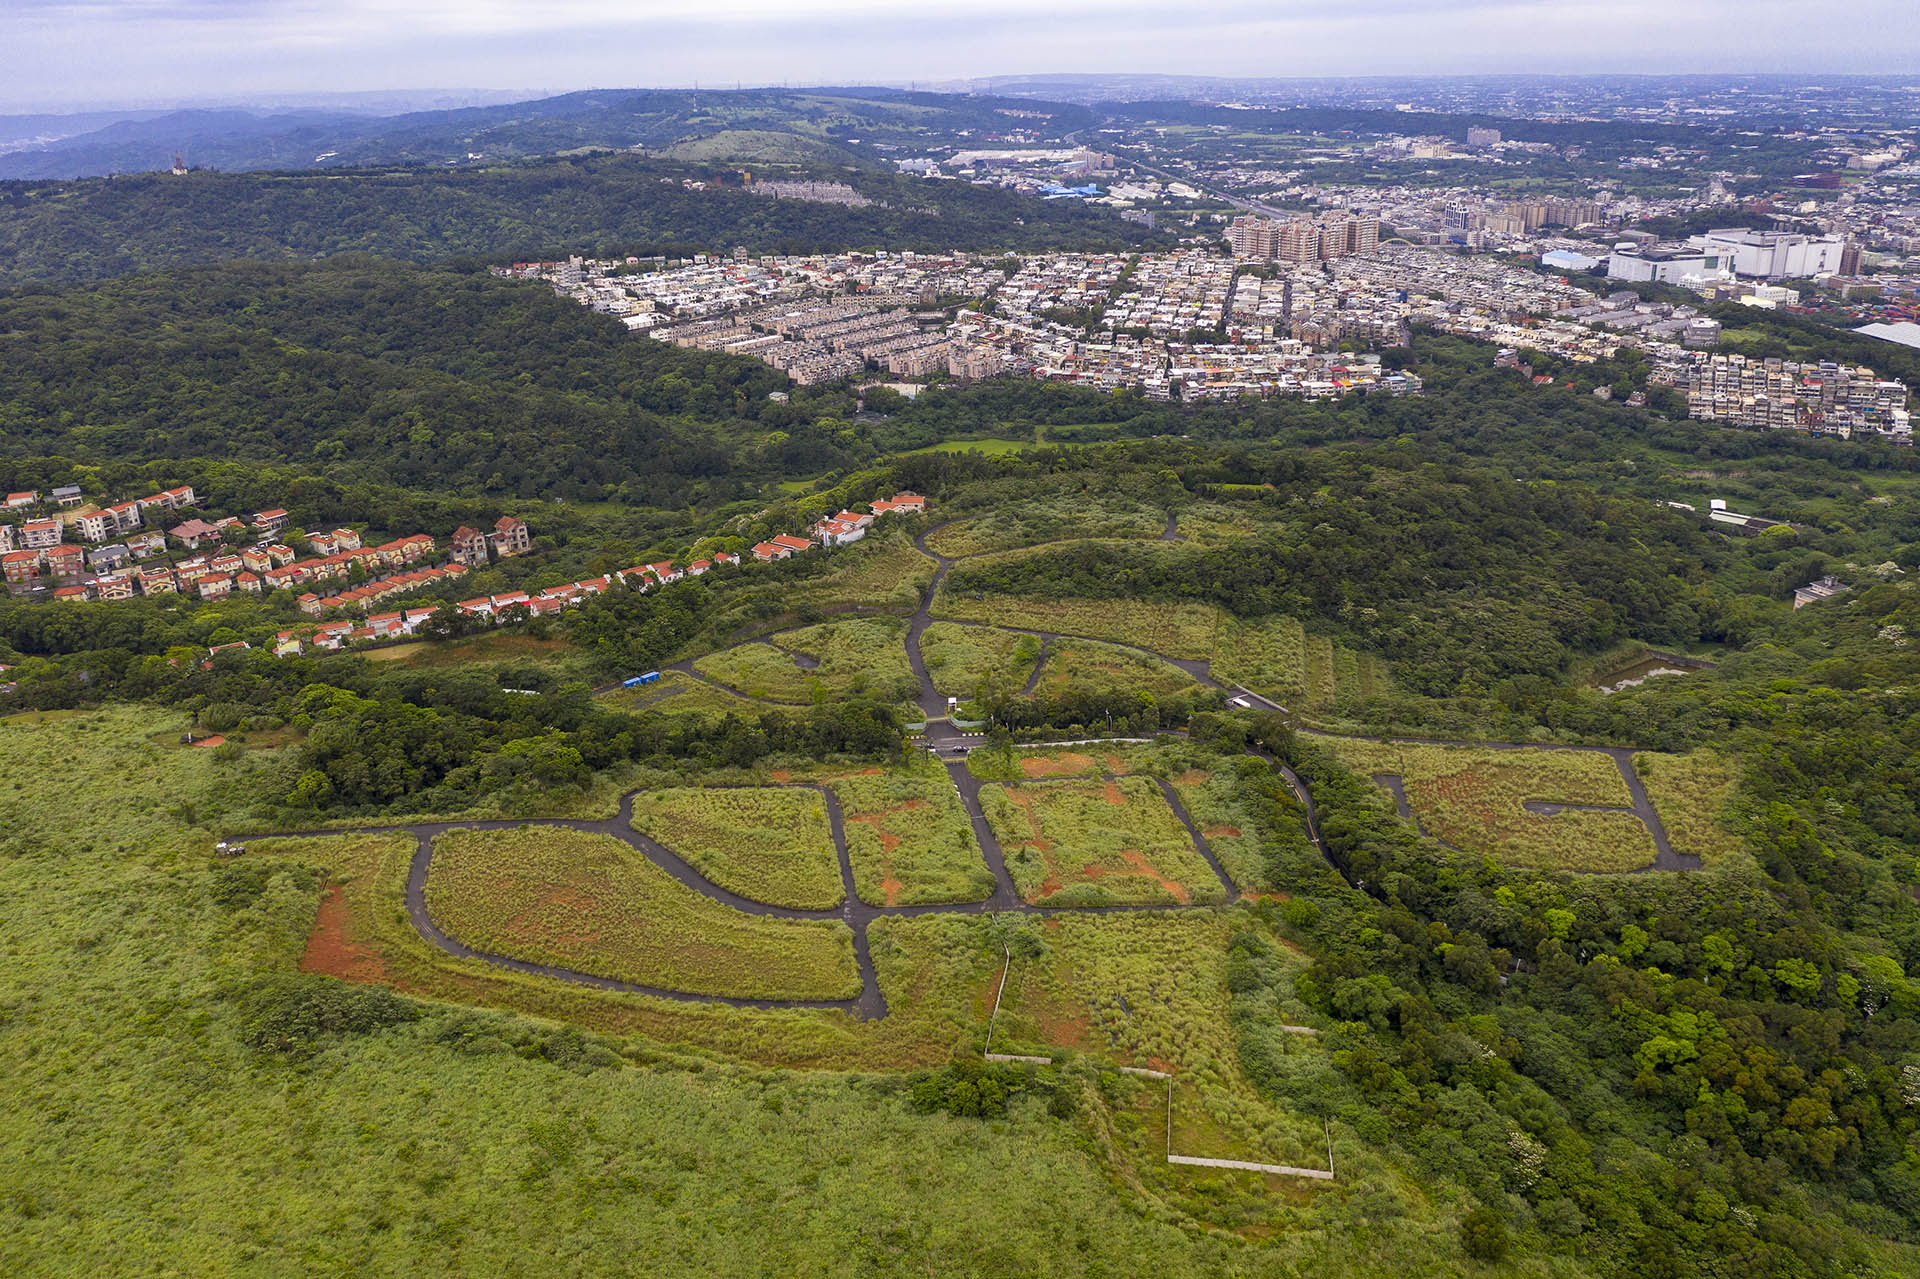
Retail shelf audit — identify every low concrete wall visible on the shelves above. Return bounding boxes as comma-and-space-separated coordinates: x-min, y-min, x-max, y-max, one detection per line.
1167, 1155, 1334, 1180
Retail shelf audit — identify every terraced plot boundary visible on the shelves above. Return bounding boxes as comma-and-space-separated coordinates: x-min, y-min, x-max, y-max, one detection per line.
262, 519, 1701, 1024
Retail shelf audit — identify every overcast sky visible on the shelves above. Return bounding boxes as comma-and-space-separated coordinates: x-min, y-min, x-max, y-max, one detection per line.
6, 0, 1920, 113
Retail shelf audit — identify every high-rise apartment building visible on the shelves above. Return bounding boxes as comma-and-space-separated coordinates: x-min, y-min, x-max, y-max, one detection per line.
1227, 214, 1381, 263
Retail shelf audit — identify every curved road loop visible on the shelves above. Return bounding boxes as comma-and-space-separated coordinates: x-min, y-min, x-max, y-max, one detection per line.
268, 519, 1694, 1020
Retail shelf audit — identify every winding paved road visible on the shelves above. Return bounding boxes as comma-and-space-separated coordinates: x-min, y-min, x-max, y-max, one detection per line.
268, 518, 1697, 1020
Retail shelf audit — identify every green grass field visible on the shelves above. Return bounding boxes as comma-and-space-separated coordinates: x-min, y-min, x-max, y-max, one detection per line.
1165, 761, 1277, 894
425, 827, 861, 999
980, 777, 1226, 907
630, 786, 845, 909
828, 767, 995, 905
598, 669, 769, 715
693, 616, 917, 704
1318, 738, 1658, 873
1633, 749, 1751, 873
918, 622, 1042, 698
1035, 637, 1198, 699
788, 542, 935, 610
923, 495, 1169, 558
931, 589, 1383, 712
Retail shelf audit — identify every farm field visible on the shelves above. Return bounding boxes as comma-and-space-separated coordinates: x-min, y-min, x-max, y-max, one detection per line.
363, 631, 581, 670
1634, 749, 1751, 873
917, 622, 1042, 698
1318, 738, 1659, 872
692, 616, 917, 704
424, 827, 861, 1000
827, 768, 995, 906
629, 786, 845, 909
979, 777, 1227, 907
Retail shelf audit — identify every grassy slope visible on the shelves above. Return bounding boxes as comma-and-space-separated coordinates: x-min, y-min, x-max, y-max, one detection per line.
0, 710, 1606, 1277
426, 827, 859, 998
630, 787, 845, 909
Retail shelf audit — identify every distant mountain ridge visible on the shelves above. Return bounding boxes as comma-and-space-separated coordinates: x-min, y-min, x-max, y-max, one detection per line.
0, 87, 1094, 180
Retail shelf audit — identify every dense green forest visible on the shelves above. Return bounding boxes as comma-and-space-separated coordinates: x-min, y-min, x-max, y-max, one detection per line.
0, 154, 1164, 285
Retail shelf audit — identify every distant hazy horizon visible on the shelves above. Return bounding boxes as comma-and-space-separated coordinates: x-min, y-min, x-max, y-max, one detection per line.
4, 0, 1918, 115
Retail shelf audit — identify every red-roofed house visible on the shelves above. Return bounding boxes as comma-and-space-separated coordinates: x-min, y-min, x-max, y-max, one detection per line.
450, 526, 490, 567
170, 518, 219, 549
490, 516, 532, 558
44, 544, 84, 578
3, 549, 40, 584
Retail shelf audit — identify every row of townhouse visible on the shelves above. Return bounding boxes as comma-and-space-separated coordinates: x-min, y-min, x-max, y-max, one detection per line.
259, 497, 927, 657
297, 562, 469, 616
779, 492, 928, 557
276, 607, 445, 657
273, 552, 748, 656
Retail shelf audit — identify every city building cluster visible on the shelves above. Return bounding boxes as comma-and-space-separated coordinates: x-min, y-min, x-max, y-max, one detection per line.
1226, 213, 1381, 263
514, 236, 1910, 434
1657, 354, 1912, 441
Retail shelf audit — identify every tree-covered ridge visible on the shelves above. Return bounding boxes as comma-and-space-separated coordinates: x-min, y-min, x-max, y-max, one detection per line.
0, 154, 1164, 286
942, 453, 1726, 695
0, 258, 835, 501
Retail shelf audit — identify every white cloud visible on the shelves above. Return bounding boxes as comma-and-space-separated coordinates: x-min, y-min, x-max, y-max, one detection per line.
2, 0, 1917, 111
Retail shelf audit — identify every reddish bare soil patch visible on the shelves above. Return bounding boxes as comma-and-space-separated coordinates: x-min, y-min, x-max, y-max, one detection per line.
300, 885, 386, 983
1174, 769, 1211, 787
857, 767, 884, 776
1101, 779, 1127, 805
1020, 753, 1093, 777
1001, 789, 1052, 851
1119, 849, 1192, 903
769, 769, 792, 783
1103, 755, 1128, 774
1202, 825, 1242, 839
1034, 1005, 1090, 1049
879, 877, 903, 906
191, 735, 227, 748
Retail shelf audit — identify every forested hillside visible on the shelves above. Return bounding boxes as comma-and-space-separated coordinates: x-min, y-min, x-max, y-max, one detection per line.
0, 258, 855, 499
0, 154, 1163, 285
